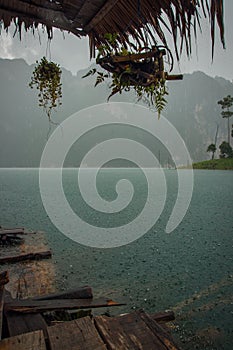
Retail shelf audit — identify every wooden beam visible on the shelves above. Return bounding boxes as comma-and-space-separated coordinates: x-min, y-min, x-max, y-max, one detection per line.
0, 227, 24, 232
32, 286, 93, 301
0, 0, 68, 24
0, 2, 85, 37
0, 251, 52, 264
84, 0, 120, 33
5, 298, 125, 314
17, 0, 63, 12
0, 229, 25, 235
0, 330, 46, 350
166, 74, 183, 81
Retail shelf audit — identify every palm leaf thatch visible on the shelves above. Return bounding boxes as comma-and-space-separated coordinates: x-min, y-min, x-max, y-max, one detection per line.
0, 0, 225, 59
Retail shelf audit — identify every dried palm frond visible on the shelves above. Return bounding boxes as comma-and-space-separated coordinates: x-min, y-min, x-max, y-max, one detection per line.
0, 0, 225, 59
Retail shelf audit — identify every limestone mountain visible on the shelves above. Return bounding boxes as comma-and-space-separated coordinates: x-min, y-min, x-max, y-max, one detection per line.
0, 58, 232, 167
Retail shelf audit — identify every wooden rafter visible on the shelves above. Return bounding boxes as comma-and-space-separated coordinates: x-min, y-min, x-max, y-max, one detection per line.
84, 0, 120, 32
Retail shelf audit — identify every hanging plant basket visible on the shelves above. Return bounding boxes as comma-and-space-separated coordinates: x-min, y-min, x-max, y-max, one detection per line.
29, 57, 62, 121
83, 35, 182, 117
97, 46, 168, 86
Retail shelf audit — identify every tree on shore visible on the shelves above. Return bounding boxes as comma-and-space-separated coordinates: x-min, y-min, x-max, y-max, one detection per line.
207, 144, 217, 160
219, 141, 233, 158
218, 95, 233, 146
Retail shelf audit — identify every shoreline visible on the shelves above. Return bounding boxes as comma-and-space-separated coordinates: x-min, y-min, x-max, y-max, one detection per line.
192, 158, 233, 170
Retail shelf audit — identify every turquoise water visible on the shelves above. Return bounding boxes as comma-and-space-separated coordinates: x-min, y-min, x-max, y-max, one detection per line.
0, 168, 233, 349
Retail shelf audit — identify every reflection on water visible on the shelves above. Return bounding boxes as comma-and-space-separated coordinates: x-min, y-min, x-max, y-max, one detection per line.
0, 168, 232, 349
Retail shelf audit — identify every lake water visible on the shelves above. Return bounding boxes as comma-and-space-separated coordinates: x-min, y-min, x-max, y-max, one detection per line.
0, 168, 233, 349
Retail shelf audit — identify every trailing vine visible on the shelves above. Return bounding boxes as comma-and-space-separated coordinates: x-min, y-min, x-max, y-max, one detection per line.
29, 57, 62, 121
82, 34, 169, 117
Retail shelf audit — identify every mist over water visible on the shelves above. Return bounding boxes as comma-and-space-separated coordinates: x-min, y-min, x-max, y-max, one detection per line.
0, 168, 233, 349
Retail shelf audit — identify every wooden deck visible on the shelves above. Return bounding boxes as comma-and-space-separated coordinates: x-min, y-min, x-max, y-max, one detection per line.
1, 281, 180, 349
0, 311, 180, 350
0, 279, 181, 350
0, 227, 181, 349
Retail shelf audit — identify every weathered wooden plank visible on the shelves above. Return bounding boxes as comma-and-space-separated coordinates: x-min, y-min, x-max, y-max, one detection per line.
0, 330, 46, 350
94, 312, 168, 350
48, 316, 106, 350
138, 311, 181, 350
5, 311, 48, 339
0, 287, 4, 340
151, 310, 175, 324
5, 298, 124, 313
33, 286, 93, 300
0, 272, 9, 286
4, 290, 48, 339
0, 251, 52, 264
0, 229, 25, 235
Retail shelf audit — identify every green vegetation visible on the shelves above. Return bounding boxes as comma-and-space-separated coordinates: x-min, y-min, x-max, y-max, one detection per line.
218, 95, 233, 145
206, 143, 216, 160
82, 33, 169, 118
203, 95, 233, 167
193, 158, 233, 170
29, 57, 62, 121
219, 141, 233, 158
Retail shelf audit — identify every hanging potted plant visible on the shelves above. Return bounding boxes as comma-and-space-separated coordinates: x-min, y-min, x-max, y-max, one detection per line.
83, 34, 182, 117
29, 57, 62, 122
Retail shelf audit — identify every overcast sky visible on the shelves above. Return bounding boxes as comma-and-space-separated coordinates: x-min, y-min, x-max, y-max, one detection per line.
0, 1, 232, 80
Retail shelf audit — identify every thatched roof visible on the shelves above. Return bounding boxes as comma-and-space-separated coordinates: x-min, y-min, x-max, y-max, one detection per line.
0, 0, 225, 59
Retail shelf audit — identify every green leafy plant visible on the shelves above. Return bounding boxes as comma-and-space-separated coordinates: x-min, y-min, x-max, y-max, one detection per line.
29, 57, 62, 121
82, 68, 109, 87
82, 34, 169, 118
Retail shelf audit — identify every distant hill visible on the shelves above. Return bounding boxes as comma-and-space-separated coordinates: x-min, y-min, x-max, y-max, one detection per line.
0, 58, 232, 167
